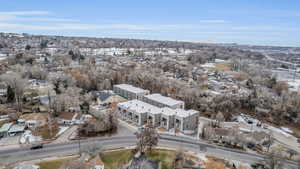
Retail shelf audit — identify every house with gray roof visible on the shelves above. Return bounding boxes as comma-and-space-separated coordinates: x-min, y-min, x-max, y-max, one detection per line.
0, 122, 13, 137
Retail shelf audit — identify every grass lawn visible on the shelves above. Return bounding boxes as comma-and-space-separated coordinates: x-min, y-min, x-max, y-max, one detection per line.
101, 149, 134, 169
101, 149, 176, 169
146, 149, 176, 169
37, 157, 76, 169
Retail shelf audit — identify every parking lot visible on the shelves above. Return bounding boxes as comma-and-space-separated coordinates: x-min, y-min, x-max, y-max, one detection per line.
0, 135, 20, 146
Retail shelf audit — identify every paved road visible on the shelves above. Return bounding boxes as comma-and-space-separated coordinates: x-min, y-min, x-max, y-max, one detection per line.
0, 135, 298, 169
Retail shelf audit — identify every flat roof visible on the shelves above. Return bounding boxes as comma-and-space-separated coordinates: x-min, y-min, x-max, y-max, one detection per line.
118, 100, 160, 115
174, 109, 198, 118
0, 122, 13, 132
144, 94, 184, 107
160, 107, 175, 116
114, 84, 149, 94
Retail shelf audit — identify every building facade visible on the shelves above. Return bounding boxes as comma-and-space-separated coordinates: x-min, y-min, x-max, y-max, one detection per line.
117, 100, 198, 132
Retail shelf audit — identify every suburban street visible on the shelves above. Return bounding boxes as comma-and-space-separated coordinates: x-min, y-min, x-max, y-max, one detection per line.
0, 134, 298, 169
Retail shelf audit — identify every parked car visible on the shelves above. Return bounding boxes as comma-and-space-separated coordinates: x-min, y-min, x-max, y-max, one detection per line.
297, 138, 300, 143
30, 144, 43, 150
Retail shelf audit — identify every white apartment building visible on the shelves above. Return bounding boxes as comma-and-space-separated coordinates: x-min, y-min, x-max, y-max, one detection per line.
113, 84, 150, 100
118, 100, 158, 126
160, 107, 175, 130
142, 93, 185, 109
174, 109, 198, 131
118, 100, 198, 132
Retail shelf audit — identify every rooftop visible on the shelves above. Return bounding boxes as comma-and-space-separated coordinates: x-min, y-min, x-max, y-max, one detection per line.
0, 122, 13, 132
114, 84, 149, 94
59, 111, 76, 120
20, 113, 48, 121
144, 93, 184, 107
118, 100, 160, 115
8, 124, 25, 133
160, 107, 176, 116
174, 109, 198, 118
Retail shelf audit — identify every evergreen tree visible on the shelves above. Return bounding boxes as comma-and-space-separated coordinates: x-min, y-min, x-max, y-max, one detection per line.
6, 85, 15, 103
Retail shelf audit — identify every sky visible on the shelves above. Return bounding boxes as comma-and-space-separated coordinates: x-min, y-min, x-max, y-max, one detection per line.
0, 0, 299, 46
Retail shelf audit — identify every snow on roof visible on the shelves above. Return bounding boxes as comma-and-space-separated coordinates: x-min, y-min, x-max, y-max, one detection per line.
144, 94, 184, 107
8, 124, 25, 133
160, 107, 175, 116
118, 100, 160, 115
13, 164, 40, 169
0, 122, 13, 132
114, 84, 149, 94
174, 109, 198, 118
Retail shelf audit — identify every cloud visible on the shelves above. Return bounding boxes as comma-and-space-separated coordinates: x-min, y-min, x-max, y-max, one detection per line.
0, 10, 77, 23
0, 23, 184, 31
0, 11, 50, 16
199, 20, 226, 24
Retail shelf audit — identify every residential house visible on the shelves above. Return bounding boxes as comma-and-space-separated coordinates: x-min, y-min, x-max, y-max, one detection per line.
58, 111, 78, 125
8, 124, 26, 136
118, 100, 151, 126
96, 90, 127, 106
0, 122, 13, 137
0, 115, 10, 121
19, 113, 48, 130
125, 152, 160, 169
174, 109, 198, 133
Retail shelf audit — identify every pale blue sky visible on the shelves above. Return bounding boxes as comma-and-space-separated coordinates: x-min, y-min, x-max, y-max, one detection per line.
0, 0, 299, 46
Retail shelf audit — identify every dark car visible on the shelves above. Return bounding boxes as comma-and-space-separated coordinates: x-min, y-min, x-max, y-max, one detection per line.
30, 144, 44, 150
297, 138, 300, 143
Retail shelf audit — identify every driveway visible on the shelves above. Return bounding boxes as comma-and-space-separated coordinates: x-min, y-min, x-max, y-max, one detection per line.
53, 126, 78, 144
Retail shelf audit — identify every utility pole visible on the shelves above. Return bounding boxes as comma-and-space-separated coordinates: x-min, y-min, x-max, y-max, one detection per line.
293, 63, 297, 82
78, 132, 81, 156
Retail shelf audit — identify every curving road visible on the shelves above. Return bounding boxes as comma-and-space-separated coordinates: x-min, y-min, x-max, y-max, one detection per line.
0, 134, 298, 169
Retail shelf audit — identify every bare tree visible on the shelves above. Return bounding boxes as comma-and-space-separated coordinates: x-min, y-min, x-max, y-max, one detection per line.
287, 149, 298, 160
262, 151, 284, 169
172, 149, 185, 169
136, 124, 159, 153
263, 134, 274, 153
81, 141, 103, 157
215, 111, 225, 127
0, 72, 27, 112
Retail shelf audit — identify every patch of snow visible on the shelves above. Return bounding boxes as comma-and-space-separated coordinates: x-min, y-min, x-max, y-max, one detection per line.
196, 153, 207, 162
270, 127, 292, 137
286, 80, 300, 91
20, 130, 42, 144
56, 126, 69, 137
280, 127, 293, 134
